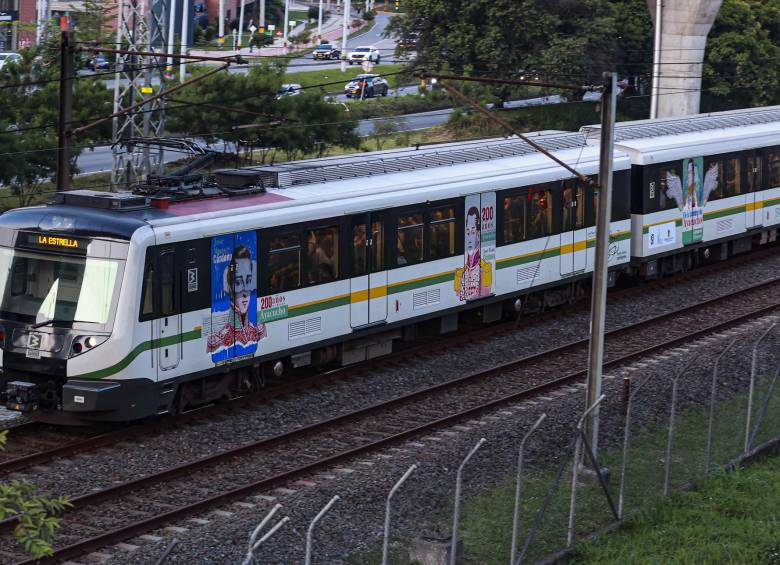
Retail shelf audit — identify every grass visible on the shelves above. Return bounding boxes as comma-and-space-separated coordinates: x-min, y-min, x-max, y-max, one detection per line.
571, 455, 780, 564
282, 63, 406, 90
452, 375, 780, 564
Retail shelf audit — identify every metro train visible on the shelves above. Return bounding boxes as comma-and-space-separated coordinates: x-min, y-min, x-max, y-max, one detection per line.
2, 105, 780, 424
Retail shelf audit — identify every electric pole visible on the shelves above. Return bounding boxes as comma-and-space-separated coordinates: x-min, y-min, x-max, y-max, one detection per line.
584, 71, 617, 456
56, 30, 74, 192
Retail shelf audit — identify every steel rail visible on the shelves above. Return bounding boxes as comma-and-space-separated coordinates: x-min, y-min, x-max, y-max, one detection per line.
14, 276, 780, 565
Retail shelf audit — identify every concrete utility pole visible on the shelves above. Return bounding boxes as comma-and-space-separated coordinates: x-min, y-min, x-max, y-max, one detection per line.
584, 72, 617, 456
180, 0, 190, 81
166, 0, 177, 77
317, 0, 323, 42
647, 0, 722, 118
259, 0, 265, 29
238, 0, 246, 47
218, 0, 225, 46
56, 31, 74, 192
340, 0, 349, 71
282, 0, 289, 47
35, 0, 50, 45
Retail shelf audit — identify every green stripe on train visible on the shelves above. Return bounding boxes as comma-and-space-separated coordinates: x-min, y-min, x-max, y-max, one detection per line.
73, 329, 202, 380
388, 272, 454, 294
288, 295, 351, 317
497, 248, 559, 270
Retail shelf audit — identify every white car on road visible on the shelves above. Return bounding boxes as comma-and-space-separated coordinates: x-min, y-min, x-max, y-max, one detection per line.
347, 46, 381, 65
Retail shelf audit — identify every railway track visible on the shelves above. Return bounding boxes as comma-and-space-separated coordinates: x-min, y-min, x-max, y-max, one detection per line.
3, 244, 778, 480
5, 273, 780, 564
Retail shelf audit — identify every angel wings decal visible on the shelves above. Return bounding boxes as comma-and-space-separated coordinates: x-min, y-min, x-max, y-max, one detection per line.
664, 157, 707, 245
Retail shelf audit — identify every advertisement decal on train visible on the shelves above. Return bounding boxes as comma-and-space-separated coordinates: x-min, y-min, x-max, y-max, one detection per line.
455, 194, 495, 300
207, 232, 266, 364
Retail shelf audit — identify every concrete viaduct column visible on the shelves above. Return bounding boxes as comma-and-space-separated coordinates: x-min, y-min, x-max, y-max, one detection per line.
647, 0, 722, 117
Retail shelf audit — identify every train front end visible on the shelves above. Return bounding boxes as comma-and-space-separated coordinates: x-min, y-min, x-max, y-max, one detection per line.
0, 203, 135, 424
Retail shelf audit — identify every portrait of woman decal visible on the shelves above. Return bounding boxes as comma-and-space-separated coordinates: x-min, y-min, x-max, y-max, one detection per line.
207, 245, 267, 353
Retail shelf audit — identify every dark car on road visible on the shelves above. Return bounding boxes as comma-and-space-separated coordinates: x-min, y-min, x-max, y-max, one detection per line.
87, 55, 110, 71
344, 74, 389, 98
313, 43, 341, 60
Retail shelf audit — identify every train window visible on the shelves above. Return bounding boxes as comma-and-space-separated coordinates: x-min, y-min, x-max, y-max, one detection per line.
767, 150, 780, 188
141, 263, 154, 318
746, 155, 763, 192
352, 224, 368, 276
502, 194, 526, 244
305, 226, 339, 285
611, 170, 631, 221
561, 180, 586, 231
657, 162, 682, 212
268, 233, 301, 293
427, 206, 456, 260
722, 158, 742, 197
10, 258, 26, 296
159, 251, 176, 316
371, 219, 385, 272
397, 212, 424, 266
703, 157, 724, 201
527, 187, 553, 239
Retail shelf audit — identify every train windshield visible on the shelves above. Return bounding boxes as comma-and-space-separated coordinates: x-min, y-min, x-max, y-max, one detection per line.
0, 248, 121, 326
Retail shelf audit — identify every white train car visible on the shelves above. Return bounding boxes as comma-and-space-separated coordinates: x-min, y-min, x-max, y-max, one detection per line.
582, 106, 780, 277
0, 133, 631, 423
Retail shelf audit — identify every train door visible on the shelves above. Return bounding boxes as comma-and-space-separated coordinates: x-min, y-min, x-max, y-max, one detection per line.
560, 181, 587, 276
156, 247, 181, 371
350, 213, 387, 327
746, 150, 764, 228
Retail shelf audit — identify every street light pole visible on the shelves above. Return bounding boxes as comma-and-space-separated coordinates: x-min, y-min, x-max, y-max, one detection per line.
584, 71, 617, 456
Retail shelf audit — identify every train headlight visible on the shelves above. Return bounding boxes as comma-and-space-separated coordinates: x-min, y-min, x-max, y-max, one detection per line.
70, 335, 108, 357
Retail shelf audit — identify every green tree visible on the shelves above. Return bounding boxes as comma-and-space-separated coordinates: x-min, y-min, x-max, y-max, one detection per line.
0, 37, 113, 207
702, 0, 780, 110
0, 431, 71, 558
0, 36, 112, 206
165, 64, 360, 160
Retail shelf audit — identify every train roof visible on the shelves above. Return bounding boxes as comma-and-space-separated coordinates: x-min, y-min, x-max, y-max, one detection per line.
0, 132, 632, 240
581, 105, 780, 165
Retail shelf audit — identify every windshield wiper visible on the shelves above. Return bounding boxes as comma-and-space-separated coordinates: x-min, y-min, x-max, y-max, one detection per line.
31, 318, 93, 328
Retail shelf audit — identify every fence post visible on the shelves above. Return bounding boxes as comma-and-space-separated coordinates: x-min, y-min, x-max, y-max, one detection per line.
567, 394, 605, 548
451, 438, 487, 565
241, 504, 289, 565
382, 464, 417, 565
509, 414, 547, 565
748, 361, 780, 451
745, 323, 776, 454
705, 338, 738, 474
664, 353, 700, 496
617, 373, 654, 519
305, 495, 340, 565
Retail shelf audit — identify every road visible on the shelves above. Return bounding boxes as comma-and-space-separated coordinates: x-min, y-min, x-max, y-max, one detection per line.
74, 93, 597, 174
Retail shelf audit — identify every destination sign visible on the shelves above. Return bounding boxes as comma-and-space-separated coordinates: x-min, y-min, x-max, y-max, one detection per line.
17, 232, 88, 254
